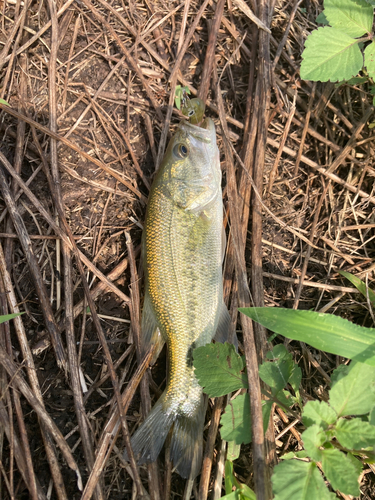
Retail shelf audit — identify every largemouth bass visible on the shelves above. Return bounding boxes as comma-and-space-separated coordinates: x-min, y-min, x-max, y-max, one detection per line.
126, 117, 231, 478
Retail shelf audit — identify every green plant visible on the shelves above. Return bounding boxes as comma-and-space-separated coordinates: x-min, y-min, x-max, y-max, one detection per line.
300, 0, 375, 85
0, 312, 23, 324
193, 272, 375, 499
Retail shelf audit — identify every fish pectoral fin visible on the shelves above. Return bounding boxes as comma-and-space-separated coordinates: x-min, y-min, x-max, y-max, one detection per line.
214, 302, 238, 351
141, 291, 165, 364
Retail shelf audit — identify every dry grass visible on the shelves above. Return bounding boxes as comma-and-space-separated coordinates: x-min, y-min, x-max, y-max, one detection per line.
0, 0, 374, 498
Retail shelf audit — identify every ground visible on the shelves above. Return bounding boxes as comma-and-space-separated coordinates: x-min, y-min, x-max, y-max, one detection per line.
0, 0, 375, 499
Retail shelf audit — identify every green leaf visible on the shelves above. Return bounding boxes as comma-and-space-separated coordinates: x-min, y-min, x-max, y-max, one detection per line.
335, 76, 368, 88
281, 450, 310, 459
262, 399, 273, 432
226, 441, 241, 461
259, 345, 294, 394
193, 342, 248, 397
272, 460, 336, 500
336, 417, 375, 448
0, 312, 23, 324
302, 400, 338, 428
220, 395, 272, 444
369, 405, 375, 425
238, 484, 256, 500
316, 11, 329, 25
324, 0, 373, 37
321, 448, 360, 496
239, 307, 375, 367
289, 364, 302, 396
301, 425, 328, 461
225, 460, 236, 495
340, 270, 375, 306
365, 42, 375, 80
329, 361, 375, 416
221, 394, 252, 445
300, 27, 363, 82
0, 98, 10, 107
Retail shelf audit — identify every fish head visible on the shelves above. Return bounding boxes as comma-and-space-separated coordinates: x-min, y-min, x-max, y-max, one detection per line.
158, 118, 221, 213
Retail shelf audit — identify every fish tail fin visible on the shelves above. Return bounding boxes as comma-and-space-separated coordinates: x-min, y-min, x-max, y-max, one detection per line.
170, 397, 205, 478
124, 394, 174, 465
124, 392, 205, 479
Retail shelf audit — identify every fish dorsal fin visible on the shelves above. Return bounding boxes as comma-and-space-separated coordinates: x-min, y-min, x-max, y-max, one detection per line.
141, 291, 165, 364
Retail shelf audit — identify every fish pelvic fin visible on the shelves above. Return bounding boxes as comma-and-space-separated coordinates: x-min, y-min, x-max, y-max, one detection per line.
124, 391, 205, 479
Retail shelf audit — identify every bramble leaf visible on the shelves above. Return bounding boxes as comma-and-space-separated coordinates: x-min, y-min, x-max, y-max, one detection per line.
260, 345, 294, 394
193, 342, 248, 397
239, 307, 375, 367
221, 394, 252, 445
302, 400, 337, 428
329, 361, 375, 416
301, 425, 328, 461
335, 417, 375, 449
316, 11, 329, 25
364, 41, 375, 80
300, 27, 363, 82
272, 460, 336, 500
324, 0, 373, 37
321, 447, 360, 496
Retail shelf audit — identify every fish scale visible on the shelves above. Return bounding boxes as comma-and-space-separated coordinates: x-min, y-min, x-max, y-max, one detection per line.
124, 117, 232, 478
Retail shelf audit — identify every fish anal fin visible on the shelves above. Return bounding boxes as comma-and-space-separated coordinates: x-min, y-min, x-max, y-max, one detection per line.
141, 291, 165, 363
214, 302, 238, 350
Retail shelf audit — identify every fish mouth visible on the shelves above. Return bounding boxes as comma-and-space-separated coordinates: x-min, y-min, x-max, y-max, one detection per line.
178, 118, 216, 145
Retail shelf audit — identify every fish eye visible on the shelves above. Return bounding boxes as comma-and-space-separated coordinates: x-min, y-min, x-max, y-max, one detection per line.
173, 143, 189, 159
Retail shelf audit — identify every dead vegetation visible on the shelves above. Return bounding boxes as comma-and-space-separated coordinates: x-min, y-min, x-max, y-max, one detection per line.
0, 0, 374, 498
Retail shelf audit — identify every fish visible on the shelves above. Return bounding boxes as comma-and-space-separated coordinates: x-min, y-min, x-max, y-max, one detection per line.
125, 117, 232, 479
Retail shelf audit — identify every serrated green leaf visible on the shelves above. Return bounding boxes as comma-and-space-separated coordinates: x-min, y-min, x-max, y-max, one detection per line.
302, 400, 338, 428
316, 11, 329, 25
300, 27, 363, 82
365, 42, 375, 80
336, 417, 375, 448
221, 394, 252, 444
301, 425, 328, 461
193, 342, 248, 397
272, 460, 336, 500
340, 270, 375, 306
321, 448, 360, 496
347, 451, 364, 475
239, 307, 375, 367
0, 312, 23, 324
259, 345, 294, 394
324, 0, 373, 37
329, 361, 375, 416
